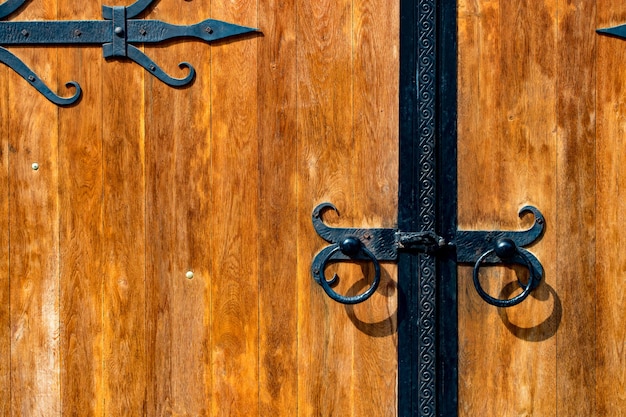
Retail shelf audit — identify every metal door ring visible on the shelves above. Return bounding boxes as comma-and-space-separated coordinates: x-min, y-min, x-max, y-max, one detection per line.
472, 239, 539, 308
318, 238, 381, 305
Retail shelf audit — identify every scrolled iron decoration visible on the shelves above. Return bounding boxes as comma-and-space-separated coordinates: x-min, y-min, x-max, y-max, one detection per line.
311, 202, 545, 308
0, 0, 258, 105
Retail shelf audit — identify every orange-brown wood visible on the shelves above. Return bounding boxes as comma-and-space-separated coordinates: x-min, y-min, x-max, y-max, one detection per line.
0, 22, 9, 417
555, 1, 597, 414
9, 1, 61, 415
258, 0, 298, 415
100, 1, 147, 415
209, 1, 259, 416
296, 0, 358, 415
457, 0, 558, 415
144, 0, 213, 414
351, 0, 399, 414
57, 1, 104, 415
2, 0, 400, 415
597, 1, 626, 415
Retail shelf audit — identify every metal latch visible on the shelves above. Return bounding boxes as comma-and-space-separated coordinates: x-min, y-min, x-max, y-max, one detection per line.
311, 202, 545, 307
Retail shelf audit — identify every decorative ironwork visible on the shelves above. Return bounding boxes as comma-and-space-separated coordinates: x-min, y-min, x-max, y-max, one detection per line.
311, 202, 544, 306
0, 0, 258, 105
597, 23, 626, 40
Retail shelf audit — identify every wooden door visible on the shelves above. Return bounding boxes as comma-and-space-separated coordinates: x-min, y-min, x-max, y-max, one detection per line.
457, 0, 626, 415
0, 0, 400, 415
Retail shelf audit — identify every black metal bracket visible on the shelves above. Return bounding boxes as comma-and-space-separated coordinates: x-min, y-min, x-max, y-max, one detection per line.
311, 202, 545, 307
0, 0, 259, 105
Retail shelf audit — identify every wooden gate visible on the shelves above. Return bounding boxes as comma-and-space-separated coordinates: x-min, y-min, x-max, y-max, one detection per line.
457, 0, 626, 415
0, 0, 400, 415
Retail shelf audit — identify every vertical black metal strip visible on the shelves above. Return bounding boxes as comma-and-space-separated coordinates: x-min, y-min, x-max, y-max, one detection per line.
437, 0, 458, 415
398, 0, 420, 413
398, 0, 458, 415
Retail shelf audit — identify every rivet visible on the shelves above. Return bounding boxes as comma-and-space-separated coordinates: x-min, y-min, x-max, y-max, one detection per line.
205, 26, 213, 34
185, 270, 194, 279
139, 28, 147, 36
21, 29, 29, 37
28, 75, 35, 82
114, 26, 124, 36
149, 65, 156, 71
31, 163, 39, 171
74, 29, 82, 37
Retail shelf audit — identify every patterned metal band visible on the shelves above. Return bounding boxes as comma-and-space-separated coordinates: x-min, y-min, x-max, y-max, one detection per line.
417, 0, 437, 415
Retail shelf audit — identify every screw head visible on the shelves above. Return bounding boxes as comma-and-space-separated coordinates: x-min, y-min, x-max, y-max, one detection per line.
31, 163, 39, 171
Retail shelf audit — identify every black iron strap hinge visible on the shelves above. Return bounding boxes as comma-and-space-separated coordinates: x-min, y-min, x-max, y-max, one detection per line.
0, 0, 258, 105
311, 202, 545, 307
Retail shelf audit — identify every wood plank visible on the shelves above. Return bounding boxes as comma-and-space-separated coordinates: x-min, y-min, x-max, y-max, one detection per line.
296, 0, 356, 415
143, 0, 213, 415
597, 1, 626, 414
99, 0, 147, 415
0, 23, 9, 417
555, 0, 597, 415
351, 0, 399, 414
56, 0, 104, 414
209, 0, 259, 415
257, 0, 298, 415
457, 0, 558, 415
8, 0, 61, 414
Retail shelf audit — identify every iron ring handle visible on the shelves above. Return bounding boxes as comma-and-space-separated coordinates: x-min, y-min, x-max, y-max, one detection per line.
318, 237, 381, 305
472, 238, 540, 308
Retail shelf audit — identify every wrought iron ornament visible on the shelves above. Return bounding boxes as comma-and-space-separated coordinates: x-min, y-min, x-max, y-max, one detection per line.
311, 203, 545, 307
0, 0, 258, 105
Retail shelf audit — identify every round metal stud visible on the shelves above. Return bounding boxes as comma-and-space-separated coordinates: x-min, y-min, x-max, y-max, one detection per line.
31, 162, 39, 171
185, 270, 194, 280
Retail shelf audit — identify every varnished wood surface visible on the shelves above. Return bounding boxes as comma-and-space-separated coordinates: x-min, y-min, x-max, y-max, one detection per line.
0, 0, 399, 415
597, 0, 626, 415
457, 0, 623, 415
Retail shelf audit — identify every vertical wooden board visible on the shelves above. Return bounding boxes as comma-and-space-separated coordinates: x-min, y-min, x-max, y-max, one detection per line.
100, 0, 147, 415
555, 1, 597, 415
296, 0, 356, 415
258, 0, 298, 415
8, 1, 61, 415
351, 0, 399, 415
144, 1, 212, 415
56, 0, 103, 414
209, 1, 259, 416
597, 1, 626, 414
0, 31, 9, 417
457, 0, 558, 415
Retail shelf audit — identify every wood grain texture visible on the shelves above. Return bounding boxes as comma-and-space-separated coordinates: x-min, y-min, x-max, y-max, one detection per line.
597, 1, 626, 415
0, 23, 9, 417
457, 0, 558, 415
144, 0, 213, 415
209, 1, 259, 415
351, 0, 399, 414
555, 1, 597, 415
100, 0, 147, 415
296, 0, 358, 415
57, 1, 104, 415
8, 1, 61, 415
258, 0, 298, 415
1, 0, 401, 414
